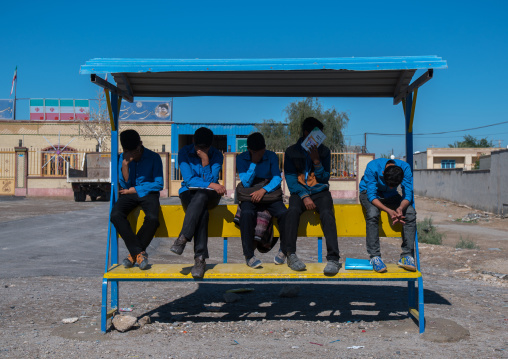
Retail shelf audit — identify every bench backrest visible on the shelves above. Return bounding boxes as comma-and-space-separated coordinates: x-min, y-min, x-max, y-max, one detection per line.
128, 204, 402, 238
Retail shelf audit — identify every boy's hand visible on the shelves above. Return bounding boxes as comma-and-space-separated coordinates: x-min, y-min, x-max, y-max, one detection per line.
303, 197, 316, 211
250, 188, 266, 203
119, 187, 137, 195
209, 183, 226, 195
309, 145, 320, 165
196, 149, 209, 167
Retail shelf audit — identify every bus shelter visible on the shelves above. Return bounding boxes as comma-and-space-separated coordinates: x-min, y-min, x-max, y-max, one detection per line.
80, 56, 447, 333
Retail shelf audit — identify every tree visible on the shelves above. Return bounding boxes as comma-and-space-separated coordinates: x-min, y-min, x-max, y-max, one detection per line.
256, 97, 350, 151
254, 119, 291, 151
448, 135, 494, 148
80, 91, 111, 152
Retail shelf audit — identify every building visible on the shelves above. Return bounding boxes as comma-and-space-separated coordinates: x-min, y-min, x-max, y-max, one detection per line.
413, 148, 503, 171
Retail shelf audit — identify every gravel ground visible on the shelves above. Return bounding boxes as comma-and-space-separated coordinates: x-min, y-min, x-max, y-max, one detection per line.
0, 196, 507, 358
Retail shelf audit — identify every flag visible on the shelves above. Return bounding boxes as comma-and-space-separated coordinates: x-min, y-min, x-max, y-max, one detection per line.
44, 99, 60, 120
10, 66, 17, 96
30, 99, 44, 120
74, 99, 90, 120
105, 73, 108, 82
60, 99, 75, 121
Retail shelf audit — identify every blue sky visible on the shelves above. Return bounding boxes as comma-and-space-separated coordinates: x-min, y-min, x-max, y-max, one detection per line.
1, 0, 507, 156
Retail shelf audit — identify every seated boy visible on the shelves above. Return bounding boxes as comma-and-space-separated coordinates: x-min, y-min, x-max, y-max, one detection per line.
170, 127, 225, 278
110, 129, 164, 270
359, 158, 417, 273
236, 132, 287, 268
279, 117, 341, 275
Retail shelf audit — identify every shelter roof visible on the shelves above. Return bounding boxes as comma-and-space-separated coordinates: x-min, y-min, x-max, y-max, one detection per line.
80, 56, 447, 100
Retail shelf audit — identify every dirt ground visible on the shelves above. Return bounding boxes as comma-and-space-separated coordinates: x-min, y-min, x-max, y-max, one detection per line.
0, 195, 507, 358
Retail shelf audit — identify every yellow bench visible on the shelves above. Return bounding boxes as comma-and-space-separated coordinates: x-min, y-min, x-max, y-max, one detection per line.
102, 204, 424, 333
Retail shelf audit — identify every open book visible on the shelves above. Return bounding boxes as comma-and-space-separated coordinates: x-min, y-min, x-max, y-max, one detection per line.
301, 127, 326, 152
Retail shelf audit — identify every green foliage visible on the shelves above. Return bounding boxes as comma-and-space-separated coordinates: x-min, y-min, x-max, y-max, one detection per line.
254, 119, 292, 152
379, 153, 392, 159
455, 236, 479, 249
448, 135, 494, 148
417, 217, 444, 245
256, 97, 350, 151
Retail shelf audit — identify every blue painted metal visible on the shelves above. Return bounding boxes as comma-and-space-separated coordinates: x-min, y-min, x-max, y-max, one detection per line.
101, 279, 108, 333
100, 277, 419, 283
80, 56, 448, 74
317, 237, 323, 263
171, 123, 259, 155
223, 237, 228, 263
110, 93, 120, 311
418, 277, 425, 333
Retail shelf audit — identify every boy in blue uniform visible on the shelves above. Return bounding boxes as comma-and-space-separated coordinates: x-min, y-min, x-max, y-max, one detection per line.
278, 117, 341, 275
110, 130, 164, 270
359, 158, 417, 273
236, 132, 287, 268
170, 127, 225, 278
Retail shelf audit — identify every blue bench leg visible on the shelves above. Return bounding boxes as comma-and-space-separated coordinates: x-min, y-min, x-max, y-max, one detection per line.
111, 280, 119, 310
317, 237, 323, 263
101, 278, 108, 333
418, 277, 425, 333
223, 237, 228, 263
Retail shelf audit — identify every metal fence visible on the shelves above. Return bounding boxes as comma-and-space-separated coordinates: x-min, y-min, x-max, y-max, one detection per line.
0, 149, 15, 179
28, 149, 90, 177
271, 152, 356, 179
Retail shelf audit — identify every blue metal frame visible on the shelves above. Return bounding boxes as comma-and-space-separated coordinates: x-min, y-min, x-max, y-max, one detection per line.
404, 92, 425, 333
80, 56, 447, 74
101, 92, 121, 333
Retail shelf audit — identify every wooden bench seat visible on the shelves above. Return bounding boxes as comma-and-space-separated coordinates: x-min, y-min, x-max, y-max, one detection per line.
102, 204, 424, 334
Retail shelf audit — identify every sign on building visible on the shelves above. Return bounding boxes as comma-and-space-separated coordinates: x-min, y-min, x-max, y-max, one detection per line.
0, 100, 14, 120
29, 99, 90, 121
119, 100, 172, 121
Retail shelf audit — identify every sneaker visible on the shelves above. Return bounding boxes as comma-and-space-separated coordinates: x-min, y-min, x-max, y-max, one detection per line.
398, 256, 416, 271
246, 256, 262, 268
170, 234, 188, 255
191, 256, 206, 278
287, 253, 306, 271
370, 256, 387, 273
323, 260, 340, 275
122, 254, 135, 268
136, 251, 149, 270
274, 249, 286, 265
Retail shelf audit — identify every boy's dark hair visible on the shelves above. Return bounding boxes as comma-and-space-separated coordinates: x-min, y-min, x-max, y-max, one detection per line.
302, 117, 324, 135
384, 165, 404, 188
120, 129, 141, 151
247, 132, 266, 151
194, 127, 214, 148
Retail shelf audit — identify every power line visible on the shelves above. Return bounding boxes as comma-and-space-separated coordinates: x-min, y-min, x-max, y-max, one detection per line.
347, 120, 508, 137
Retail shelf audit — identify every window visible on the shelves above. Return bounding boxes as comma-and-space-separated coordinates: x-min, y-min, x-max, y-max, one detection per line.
441, 159, 456, 169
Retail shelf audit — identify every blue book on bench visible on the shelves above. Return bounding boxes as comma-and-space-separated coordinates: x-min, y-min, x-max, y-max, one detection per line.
345, 258, 373, 270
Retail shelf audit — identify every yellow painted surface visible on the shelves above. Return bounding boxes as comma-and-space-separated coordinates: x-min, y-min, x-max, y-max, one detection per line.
128, 204, 402, 238
409, 308, 420, 320
105, 263, 421, 280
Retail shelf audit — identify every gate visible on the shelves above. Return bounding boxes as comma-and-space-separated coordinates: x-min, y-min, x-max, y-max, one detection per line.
0, 150, 16, 195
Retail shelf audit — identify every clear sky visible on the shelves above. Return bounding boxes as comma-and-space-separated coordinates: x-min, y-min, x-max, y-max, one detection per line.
1, 0, 507, 156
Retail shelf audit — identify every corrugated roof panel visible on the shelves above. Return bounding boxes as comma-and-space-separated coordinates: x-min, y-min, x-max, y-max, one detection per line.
81, 56, 445, 99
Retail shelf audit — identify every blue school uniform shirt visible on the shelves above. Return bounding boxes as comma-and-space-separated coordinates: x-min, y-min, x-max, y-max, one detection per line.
178, 144, 223, 194
118, 147, 164, 198
359, 158, 413, 203
236, 150, 282, 193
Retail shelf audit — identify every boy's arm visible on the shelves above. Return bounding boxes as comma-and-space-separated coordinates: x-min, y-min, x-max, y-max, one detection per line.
237, 155, 257, 187
314, 149, 331, 183
133, 155, 164, 196
284, 151, 310, 198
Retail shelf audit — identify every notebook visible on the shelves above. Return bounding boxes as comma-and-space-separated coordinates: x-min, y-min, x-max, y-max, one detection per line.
344, 258, 373, 270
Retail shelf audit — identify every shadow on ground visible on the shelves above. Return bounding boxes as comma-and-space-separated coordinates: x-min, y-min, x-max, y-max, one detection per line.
140, 283, 450, 324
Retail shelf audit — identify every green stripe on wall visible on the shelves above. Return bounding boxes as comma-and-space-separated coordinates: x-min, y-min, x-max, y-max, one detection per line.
45, 99, 59, 106
74, 99, 89, 107
30, 99, 44, 106
60, 99, 74, 107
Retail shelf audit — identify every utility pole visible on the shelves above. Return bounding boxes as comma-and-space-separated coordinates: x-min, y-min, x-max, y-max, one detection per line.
364, 133, 367, 153
493, 139, 503, 148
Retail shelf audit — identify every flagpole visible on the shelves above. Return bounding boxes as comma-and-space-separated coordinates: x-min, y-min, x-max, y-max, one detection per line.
13, 71, 17, 120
